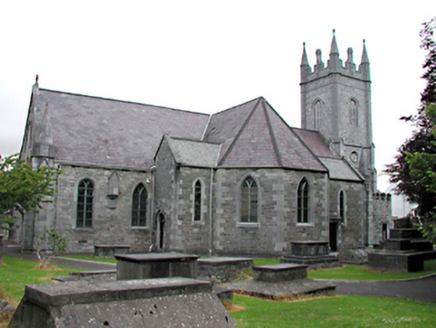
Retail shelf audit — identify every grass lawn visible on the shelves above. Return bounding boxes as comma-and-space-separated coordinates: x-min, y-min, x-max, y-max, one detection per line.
0, 256, 79, 305
230, 294, 436, 327
251, 258, 436, 280
58, 256, 436, 280
1, 256, 436, 327
307, 259, 436, 280
59, 254, 117, 263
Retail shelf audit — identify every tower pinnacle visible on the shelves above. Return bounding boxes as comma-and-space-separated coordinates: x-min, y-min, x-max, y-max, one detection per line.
330, 29, 339, 56
301, 42, 309, 67
361, 39, 369, 64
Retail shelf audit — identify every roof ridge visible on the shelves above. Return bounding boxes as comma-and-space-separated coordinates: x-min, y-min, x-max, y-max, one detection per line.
218, 98, 262, 166
262, 100, 282, 166
170, 136, 221, 145
38, 88, 210, 117
201, 115, 212, 141
211, 96, 264, 117
288, 124, 329, 172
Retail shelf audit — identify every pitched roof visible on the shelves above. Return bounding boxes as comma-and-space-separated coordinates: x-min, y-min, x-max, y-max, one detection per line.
26, 86, 362, 181
212, 98, 327, 171
166, 137, 221, 167
318, 157, 363, 181
292, 128, 335, 158
31, 89, 209, 169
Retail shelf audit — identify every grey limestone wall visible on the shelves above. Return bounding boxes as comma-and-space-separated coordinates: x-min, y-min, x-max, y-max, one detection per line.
301, 74, 371, 147
173, 166, 212, 254
370, 193, 392, 246
154, 139, 177, 251
301, 70, 375, 191
213, 168, 329, 257
329, 180, 367, 249
54, 165, 151, 253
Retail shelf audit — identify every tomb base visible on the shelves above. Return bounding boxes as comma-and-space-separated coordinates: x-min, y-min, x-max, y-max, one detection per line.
10, 278, 235, 327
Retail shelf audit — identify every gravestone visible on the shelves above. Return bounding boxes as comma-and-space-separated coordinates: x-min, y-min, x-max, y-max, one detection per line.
281, 241, 339, 268
368, 218, 436, 272
115, 252, 199, 280
9, 278, 235, 327
253, 263, 308, 282
197, 257, 253, 283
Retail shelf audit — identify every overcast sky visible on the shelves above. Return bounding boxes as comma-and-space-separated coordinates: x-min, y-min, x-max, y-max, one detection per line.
0, 1, 434, 191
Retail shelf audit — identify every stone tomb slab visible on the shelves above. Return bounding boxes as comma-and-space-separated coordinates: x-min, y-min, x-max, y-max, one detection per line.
224, 279, 336, 300
94, 244, 130, 257
253, 263, 308, 282
10, 277, 235, 327
281, 241, 339, 268
368, 250, 436, 273
197, 257, 253, 283
115, 252, 200, 280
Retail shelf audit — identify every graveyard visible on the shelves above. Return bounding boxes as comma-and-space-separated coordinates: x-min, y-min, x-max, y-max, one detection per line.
1, 243, 436, 327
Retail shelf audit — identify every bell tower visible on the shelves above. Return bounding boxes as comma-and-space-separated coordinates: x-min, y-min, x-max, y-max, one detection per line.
300, 30, 376, 191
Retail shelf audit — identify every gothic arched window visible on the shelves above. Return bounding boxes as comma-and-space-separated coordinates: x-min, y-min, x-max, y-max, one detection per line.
241, 176, 258, 223
314, 100, 322, 129
297, 178, 309, 223
349, 99, 358, 126
339, 190, 346, 222
76, 179, 93, 228
193, 179, 203, 221
132, 183, 147, 226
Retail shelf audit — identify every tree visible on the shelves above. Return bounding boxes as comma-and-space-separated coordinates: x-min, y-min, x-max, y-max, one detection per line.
386, 18, 436, 241
34, 228, 68, 269
0, 154, 59, 234
405, 103, 436, 242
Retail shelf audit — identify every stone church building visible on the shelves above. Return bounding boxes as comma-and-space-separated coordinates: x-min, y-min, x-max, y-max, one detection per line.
18, 32, 391, 257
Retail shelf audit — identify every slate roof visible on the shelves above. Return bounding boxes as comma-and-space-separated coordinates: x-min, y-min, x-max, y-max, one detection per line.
166, 137, 221, 167
318, 157, 363, 181
31, 89, 209, 169
292, 128, 335, 158
209, 98, 327, 171
25, 86, 363, 181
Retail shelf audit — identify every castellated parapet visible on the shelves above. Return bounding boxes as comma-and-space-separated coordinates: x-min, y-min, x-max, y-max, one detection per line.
300, 30, 370, 84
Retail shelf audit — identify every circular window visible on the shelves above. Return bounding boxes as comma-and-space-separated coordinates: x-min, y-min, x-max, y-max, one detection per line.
350, 151, 358, 163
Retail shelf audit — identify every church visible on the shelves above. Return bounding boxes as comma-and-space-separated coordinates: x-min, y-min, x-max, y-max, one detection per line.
17, 32, 391, 259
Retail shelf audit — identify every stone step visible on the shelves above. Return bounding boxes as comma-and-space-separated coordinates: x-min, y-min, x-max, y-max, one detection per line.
384, 238, 411, 251
389, 228, 423, 239
410, 239, 434, 252
368, 250, 436, 273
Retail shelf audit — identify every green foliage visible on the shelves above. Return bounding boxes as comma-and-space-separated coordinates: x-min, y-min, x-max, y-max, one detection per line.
0, 154, 59, 230
387, 18, 436, 241
34, 228, 69, 269
230, 294, 436, 327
